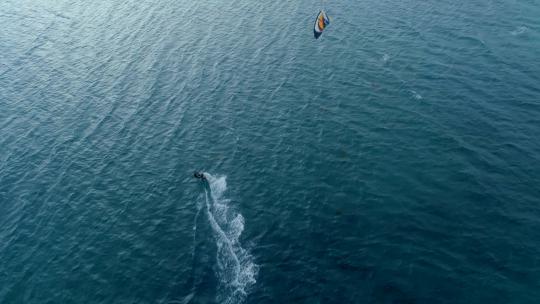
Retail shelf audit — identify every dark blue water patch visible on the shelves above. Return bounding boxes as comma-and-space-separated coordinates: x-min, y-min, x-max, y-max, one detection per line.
2, 0, 540, 303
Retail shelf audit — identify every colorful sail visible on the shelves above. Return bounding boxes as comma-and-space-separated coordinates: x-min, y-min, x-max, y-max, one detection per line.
314, 10, 330, 39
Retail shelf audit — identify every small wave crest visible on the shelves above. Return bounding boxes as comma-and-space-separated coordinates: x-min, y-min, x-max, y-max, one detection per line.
410, 90, 423, 100
510, 26, 528, 36
203, 173, 258, 304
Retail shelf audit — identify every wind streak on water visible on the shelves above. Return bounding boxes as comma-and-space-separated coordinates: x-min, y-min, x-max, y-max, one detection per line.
203, 174, 257, 304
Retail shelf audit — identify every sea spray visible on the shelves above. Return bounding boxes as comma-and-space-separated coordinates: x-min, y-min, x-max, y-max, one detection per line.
203, 174, 258, 304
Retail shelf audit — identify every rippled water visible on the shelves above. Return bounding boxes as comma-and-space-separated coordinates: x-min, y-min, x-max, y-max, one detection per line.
1, 0, 540, 303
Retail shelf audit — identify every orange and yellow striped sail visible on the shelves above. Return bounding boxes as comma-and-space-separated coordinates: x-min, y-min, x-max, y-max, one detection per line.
314, 10, 330, 39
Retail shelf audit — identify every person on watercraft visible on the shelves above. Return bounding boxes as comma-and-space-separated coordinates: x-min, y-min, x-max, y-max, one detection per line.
193, 172, 206, 180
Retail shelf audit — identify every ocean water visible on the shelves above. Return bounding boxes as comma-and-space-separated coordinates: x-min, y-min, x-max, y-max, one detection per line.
1, 0, 540, 303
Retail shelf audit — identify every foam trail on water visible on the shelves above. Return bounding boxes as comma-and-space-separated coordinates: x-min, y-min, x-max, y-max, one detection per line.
203, 173, 258, 304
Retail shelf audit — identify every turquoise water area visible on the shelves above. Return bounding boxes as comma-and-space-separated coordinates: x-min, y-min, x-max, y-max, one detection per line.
1, 0, 539, 303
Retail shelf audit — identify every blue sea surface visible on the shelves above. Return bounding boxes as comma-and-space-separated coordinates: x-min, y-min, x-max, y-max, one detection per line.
1, 0, 540, 303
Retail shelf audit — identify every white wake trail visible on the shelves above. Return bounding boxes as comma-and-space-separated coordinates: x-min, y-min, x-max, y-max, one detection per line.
203, 173, 258, 304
